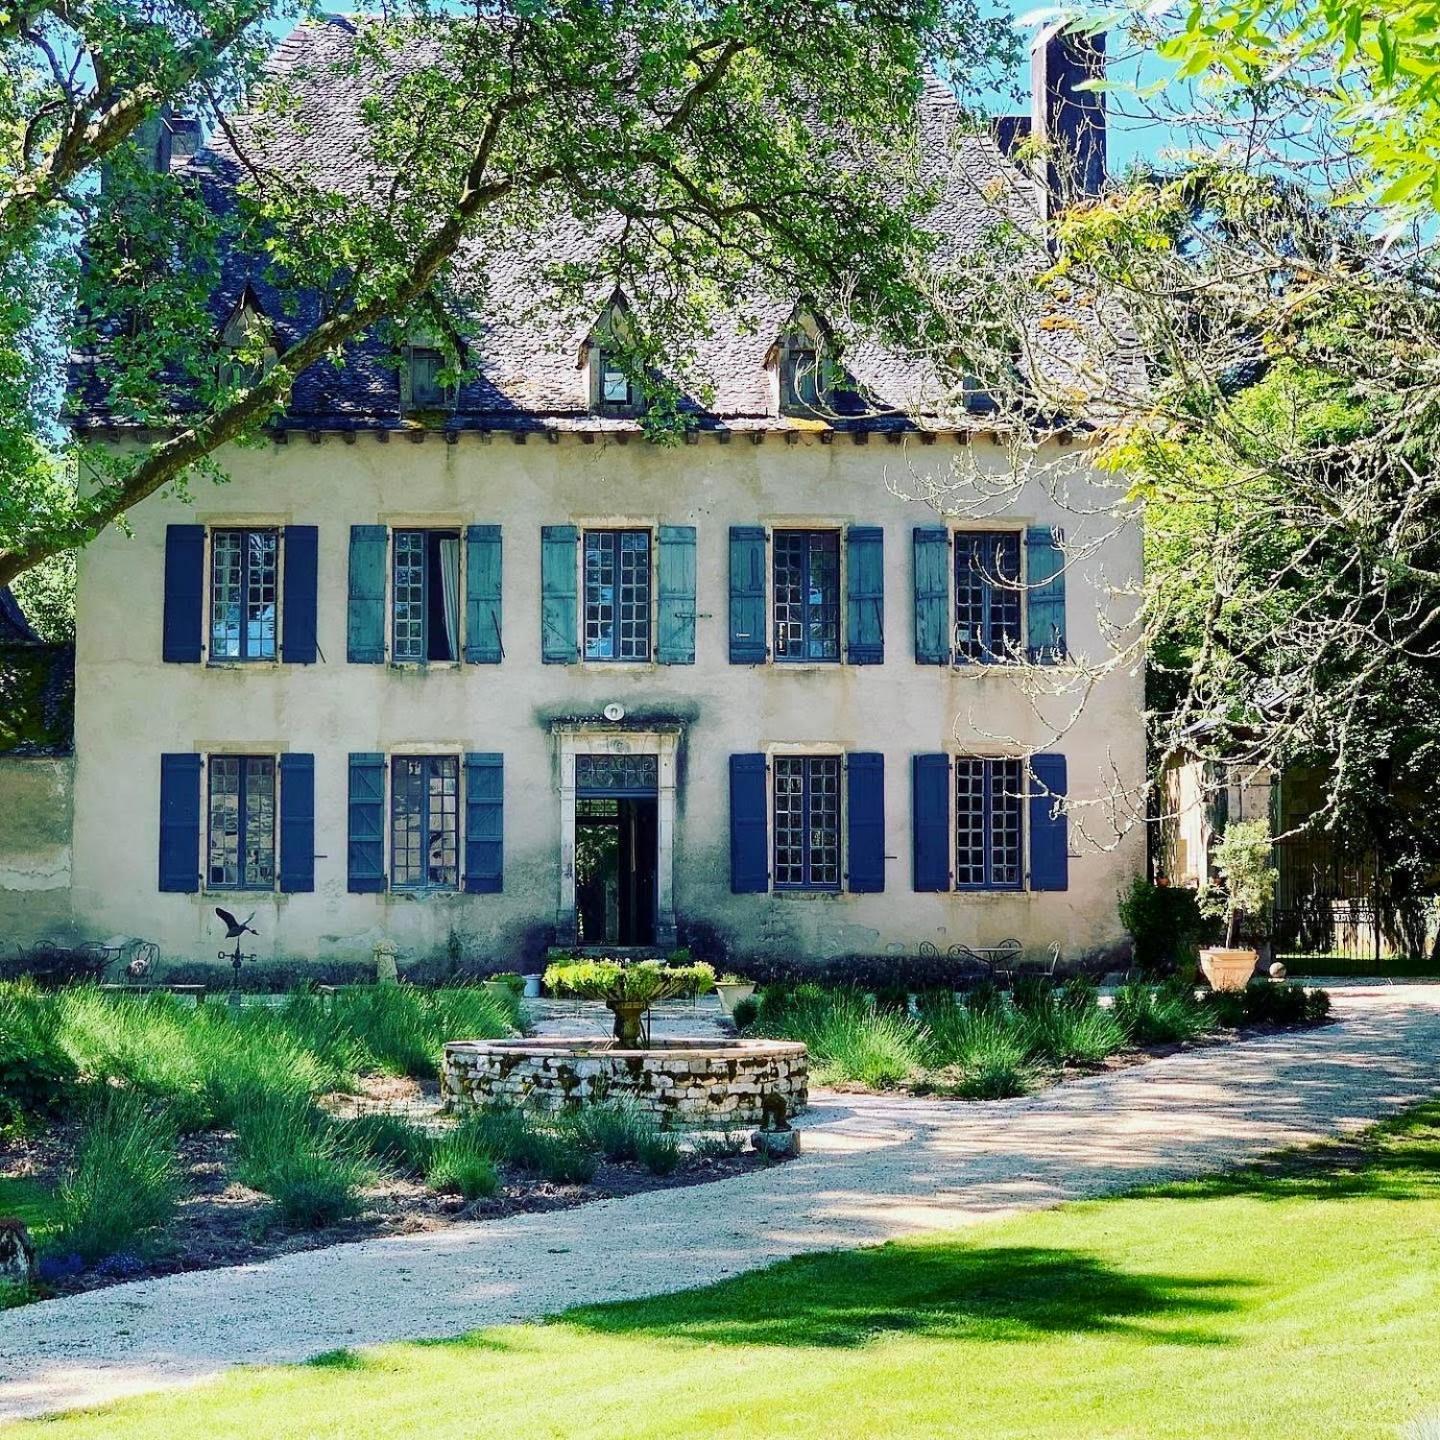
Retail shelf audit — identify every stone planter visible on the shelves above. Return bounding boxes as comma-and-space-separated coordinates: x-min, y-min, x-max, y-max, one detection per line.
1199, 947, 1258, 993
714, 981, 756, 1017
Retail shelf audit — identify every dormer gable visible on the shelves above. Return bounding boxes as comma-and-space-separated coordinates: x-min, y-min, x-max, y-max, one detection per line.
579, 290, 643, 415
218, 286, 276, 391
766, 307, 849, 417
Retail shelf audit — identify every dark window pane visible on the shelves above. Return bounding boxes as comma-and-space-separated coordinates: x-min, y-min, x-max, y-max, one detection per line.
391, 755, 459, 890
954, 532, 1021, 663
207, 755, 275, 890
773, 755, 842, 890
584, 530, 649, 661
955, 756, 1024, 890
773, 530, 839, 661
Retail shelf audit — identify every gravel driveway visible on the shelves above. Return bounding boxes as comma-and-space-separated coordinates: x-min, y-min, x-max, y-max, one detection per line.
2, 983, 1438, 1424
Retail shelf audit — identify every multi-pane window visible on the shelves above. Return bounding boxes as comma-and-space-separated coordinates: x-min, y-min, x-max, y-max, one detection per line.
955, 757, 1023, 890
207, 756, 276, 889
780, 343, 822, 413
210, 528, 277, 661
773, 530, 840, 662
390, 755, 459, 890
954, 531, 1022, 663
584, 529, 651, 661
393, 529, 461, 663
773, 755, 841, 890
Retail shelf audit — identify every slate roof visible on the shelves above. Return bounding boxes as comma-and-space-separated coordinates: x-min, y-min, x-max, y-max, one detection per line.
72, 17, 1083, 436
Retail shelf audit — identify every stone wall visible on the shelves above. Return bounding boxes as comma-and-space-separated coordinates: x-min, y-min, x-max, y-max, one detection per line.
442, 1037, 808, 1127
0, 755, 75, 947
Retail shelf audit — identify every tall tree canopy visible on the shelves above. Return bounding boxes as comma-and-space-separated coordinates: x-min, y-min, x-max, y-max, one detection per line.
0, 0, 1020, 605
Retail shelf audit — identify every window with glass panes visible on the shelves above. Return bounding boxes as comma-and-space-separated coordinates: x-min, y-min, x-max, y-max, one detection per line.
210, 529, 277, 661
773, 756, 842, 889
392, 529, 461, 663
584, 530, 651, 661
390, 755, 459, 890
954, 531, 1021, 663
207, 756, 276, 889
773, 530, 840, 661
408, 347, 447, 407
954, 757, 1023, 890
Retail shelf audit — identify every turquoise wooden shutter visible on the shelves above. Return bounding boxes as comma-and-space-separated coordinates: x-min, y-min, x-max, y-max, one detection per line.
158, 753, 201, 892
911, 753, 951, 891
845, 526, 884, 664
347, 752, 386, 893
278, 753, 315, 893
729, 753, 769, 892
347, 525, 388, 664
729, 526, 767, 664
1029, 753, 1069, 891
846, 752, 885, 892
464, 524, 503, 664
281, 526, 318, 665
657, 525, 697, 665
463, 753, 504, 893
913, 527, 950, 665
1025, 525, 1067, 663
541, 525, 578, 664
162, 525, 205, 663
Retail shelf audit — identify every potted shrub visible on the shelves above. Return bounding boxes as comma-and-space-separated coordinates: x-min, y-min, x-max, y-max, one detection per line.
542, 956, 716, 1046
1199, 819, 1279, 992
714, 972, 756, 1018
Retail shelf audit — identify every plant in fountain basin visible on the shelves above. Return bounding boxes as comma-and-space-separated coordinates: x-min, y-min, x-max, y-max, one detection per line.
1200, 820, 1280, 992
542, 958, 716, 1047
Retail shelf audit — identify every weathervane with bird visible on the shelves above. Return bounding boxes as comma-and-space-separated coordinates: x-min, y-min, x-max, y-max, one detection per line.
215, 907, 258, 985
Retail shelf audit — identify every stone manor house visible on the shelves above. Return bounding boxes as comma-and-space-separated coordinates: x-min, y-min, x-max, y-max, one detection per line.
5, 20, 1143, 970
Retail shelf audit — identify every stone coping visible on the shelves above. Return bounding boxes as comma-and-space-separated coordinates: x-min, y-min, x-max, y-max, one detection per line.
444, 1036, 806, 1062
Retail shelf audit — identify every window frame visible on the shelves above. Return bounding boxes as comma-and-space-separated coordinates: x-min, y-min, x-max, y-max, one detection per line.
404, 344, 454, 411
208, 526, 279, 663
390, 527, 463, 666
952, 529, 1023, 665
389, 753, 461, 892
772, 753, 843, 892
772, 528, 842, 663
953, 755, 1025, 892
582, 527, 653, 663
205, 753, 277, 892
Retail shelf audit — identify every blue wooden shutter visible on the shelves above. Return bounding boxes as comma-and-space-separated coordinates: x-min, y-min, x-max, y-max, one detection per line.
541, 525, 578, 664
347, 525, 388, 664
911, 753, 951, 891
657, 525, 697, 665
463, 753, 504, 893
278, 753, 315, 893
347, 752, 386, 893
729, 753, 769, 892
1025, 525, 1067, 663
1029, 753, 1069, 891
846, 752, 885, 893
162, 524, 205, 663
464, 524, 503, 664
281, 526, 318, 665
728, 526, 767, 664
845, 526, 884, 664
158, 753, 201, 892
913, 527, 950, 665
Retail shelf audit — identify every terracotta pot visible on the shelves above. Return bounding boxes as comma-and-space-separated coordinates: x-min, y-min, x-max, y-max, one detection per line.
1199, 947, 1258, 993
715, 981, 756, 1017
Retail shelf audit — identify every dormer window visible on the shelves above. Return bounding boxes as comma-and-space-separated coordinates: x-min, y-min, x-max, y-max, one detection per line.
773, 311, 837, 417
584, 292, 642, 414
401, 324, 456, 413
218, 288, 275, 392
782, 342, 823, 412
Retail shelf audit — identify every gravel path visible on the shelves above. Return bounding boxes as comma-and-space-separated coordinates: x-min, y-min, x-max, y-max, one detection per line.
3, 983, 1438, 1424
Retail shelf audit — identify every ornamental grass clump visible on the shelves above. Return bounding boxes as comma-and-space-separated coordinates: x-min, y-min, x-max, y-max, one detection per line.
55, 1090, 179, 1262
451, 1106, 599, 1184
920, 998, 1034, 1099
1115, 982, 1212, 1046
568, 1100, 681, 1175
340, 1113, 436, 1177
426, 1129, 501, 1200
235, 1094, 374, 1228
543, 957, 716, 1046
761, 987, 924, 1088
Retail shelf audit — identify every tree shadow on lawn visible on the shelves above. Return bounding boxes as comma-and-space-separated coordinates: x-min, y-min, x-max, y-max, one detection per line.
1139, 1100, 1440, 1206
555, 1243, 1246, 1352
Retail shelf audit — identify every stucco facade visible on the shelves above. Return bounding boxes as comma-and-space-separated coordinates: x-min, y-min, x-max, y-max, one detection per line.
67, 429, 1144, 969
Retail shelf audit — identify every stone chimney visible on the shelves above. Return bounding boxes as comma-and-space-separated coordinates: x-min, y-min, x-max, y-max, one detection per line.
1031, 23, 1106, 215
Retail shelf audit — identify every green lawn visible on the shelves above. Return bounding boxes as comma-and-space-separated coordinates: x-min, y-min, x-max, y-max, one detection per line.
15, 1104, 1440, 1440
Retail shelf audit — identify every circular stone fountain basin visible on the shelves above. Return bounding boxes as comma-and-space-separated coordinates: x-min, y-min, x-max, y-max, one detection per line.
441, 1037, 808, 1127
